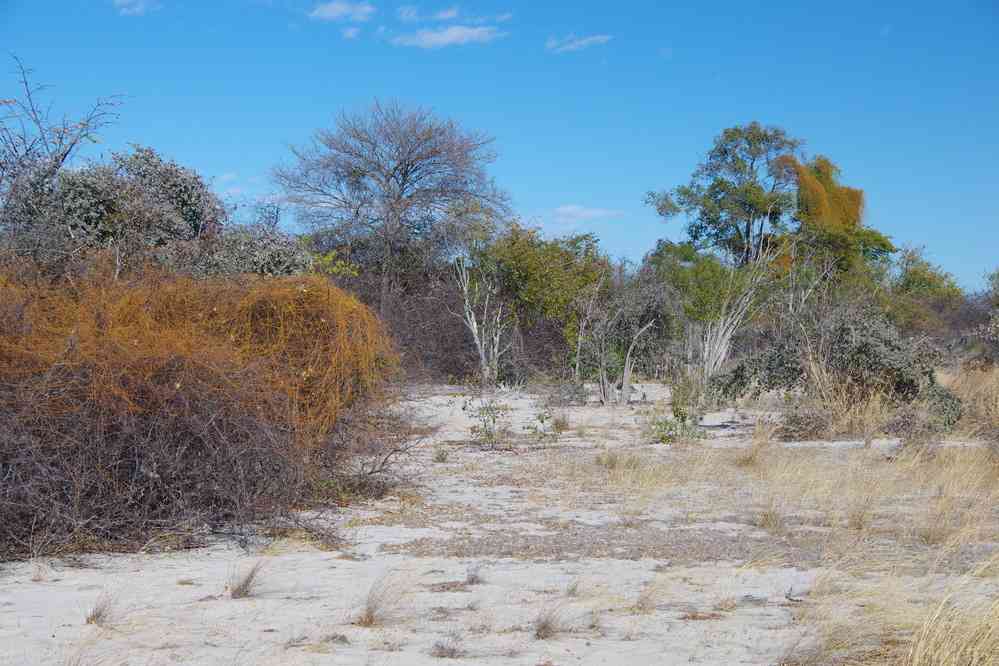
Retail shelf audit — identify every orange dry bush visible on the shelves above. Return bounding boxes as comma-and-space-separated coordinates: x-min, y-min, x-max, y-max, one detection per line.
0, 266, 395, 559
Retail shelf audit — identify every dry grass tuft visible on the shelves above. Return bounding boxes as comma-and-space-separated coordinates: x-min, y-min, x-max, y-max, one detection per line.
713, 597, 739, 612
228, 560, 265, 599
631, 582, 659, 614
595, 449, 641, 472
948, 367, 999, 439
735, 418, 778, 468
533, 603, 569, 640
756, 498, 786, 534
465, 564, 484, 586
84, 591, 115, 627
355, 572, 409, 627
679, 610, 724, 621
900, 596, 999, 666
430, 630, 466, 659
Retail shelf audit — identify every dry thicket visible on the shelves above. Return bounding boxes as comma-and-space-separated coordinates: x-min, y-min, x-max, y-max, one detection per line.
0, 263, 395, 559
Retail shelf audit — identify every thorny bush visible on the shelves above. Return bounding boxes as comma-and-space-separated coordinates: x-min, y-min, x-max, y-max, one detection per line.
0, 263, 396, 559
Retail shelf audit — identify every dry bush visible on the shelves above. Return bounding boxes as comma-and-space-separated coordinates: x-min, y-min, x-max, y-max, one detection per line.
0, 266, 395, 559
779, 390, 894, 443
778, 401, 833, 441
833, 392, 892, 444
228, 560, 265, 599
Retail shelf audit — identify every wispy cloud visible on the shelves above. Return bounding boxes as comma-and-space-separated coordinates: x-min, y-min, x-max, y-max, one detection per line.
309, 1, 375, 22
113, 0, 160, 16
392, 25, 504, 48
397, 5, 419, 21
553, 204, 623, 225
397, 5, 462, 22
342, 26, 361, 38
546, 34, 613, 54
433, 6, 458, 20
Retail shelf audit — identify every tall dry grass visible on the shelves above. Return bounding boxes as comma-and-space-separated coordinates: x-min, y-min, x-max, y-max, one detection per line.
948, 367, 999, 443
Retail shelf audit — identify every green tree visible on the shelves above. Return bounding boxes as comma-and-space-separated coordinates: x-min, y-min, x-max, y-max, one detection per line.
646, 240, 730, 325
486, 223, 609, 353
647, 122, 801, 265
886, 247, 965, 336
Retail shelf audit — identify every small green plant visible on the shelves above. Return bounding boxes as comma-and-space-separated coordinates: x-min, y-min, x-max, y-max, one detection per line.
523, 408, 568, 444
647, 375, 706, 445
650, 415, 703, 445
670, 374, 702, 423
463, 398, 512, 449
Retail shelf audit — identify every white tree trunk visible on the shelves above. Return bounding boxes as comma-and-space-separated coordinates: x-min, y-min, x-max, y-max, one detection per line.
453, 257, 511, 386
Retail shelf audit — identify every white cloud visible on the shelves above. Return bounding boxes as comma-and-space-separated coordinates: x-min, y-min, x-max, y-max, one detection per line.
553, 204, 623, 226
342, 26, 361, 38
392, 25, 503, 48
397, 5, 419, 21
494, 12, 513, 22
217, 172, 239, 184
433, 6, 458, 20
309, 1, 376, 22
546, 34, 613, 54
397, 5, 461, 22
113, 0, 160, 16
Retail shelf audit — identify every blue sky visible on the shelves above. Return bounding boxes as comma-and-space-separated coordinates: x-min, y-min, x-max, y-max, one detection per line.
2, 0, 997, 288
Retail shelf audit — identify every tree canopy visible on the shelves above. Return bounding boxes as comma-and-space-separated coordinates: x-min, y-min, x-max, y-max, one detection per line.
647, 122, 801, 265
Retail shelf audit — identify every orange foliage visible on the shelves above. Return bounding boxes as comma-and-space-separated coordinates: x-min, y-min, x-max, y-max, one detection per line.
792, 155, 864, 233
0, 267, 396, 448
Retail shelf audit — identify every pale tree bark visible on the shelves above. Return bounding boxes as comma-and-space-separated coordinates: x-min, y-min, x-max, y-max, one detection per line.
586, 266, 666, 405
572, 273, 605, 383
699, 248, 777, 383
452, 256, 513, 386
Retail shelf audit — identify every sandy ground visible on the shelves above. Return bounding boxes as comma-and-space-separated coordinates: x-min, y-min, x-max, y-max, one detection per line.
1, 384, 995, 665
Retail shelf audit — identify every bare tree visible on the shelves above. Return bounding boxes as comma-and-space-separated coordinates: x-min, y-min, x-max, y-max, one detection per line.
699, 248, 778, 383
0, 57, 119, 255
274, 101, 507, 317
571, 271, 605, 383
451, 255, 514, 385
586, 265, 669, 405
